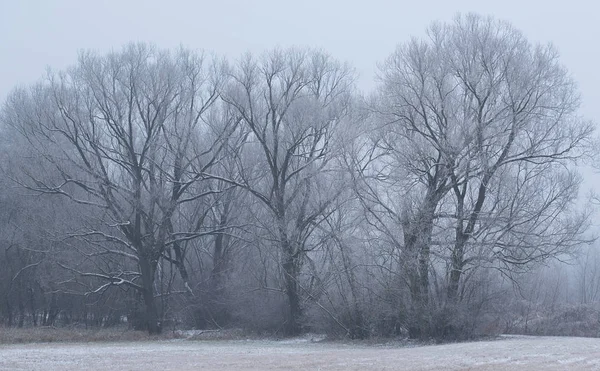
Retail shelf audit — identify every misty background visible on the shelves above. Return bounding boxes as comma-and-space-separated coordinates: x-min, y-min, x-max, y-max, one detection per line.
0, 0, 599, 340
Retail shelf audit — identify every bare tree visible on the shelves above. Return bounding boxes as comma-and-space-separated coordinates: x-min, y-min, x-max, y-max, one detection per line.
365, 13, 593, 338
1, 43, 234, 334
219, 48, 355, 335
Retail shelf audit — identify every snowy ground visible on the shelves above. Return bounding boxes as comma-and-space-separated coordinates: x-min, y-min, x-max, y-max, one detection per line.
1, 335, 600, 370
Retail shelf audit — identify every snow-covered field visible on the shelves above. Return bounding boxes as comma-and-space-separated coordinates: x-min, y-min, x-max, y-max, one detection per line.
1, 335, 600, 370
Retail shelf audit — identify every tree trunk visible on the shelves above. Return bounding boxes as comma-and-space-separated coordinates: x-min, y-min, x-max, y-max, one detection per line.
46, 293, 59, 326
447, 237, 466, 303
29, 287, 37, 326
282, 252, 301, 336
338, 236, 367, 339
17, 296, 24, 328
405, 247, 422, 338
404, 201, 436, 339
208, 221, 230, 326
6, 299, 13, 327
139, 254, 161, 335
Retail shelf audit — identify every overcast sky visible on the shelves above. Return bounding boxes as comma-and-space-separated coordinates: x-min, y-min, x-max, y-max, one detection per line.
1, 0, 599, 201
1, 0, 598, 117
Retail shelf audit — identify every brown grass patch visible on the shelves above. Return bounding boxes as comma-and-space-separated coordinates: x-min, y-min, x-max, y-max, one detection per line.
0, 326, 178, 344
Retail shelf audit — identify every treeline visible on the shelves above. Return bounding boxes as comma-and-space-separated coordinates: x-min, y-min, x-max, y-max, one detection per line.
0, 14, 595, 340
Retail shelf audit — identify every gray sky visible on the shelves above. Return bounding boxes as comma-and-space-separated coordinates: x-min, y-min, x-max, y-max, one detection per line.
1, 0, 599, 201
1, 0, 598, 120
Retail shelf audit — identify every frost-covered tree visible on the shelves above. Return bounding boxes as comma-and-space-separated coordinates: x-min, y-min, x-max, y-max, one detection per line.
2, 43, 235, 334
363, 13, 593, 338
219, 48, 355, 334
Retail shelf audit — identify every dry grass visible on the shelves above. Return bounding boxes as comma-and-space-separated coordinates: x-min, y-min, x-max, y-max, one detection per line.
0, 326, 273, 344
0, 326, 175, 344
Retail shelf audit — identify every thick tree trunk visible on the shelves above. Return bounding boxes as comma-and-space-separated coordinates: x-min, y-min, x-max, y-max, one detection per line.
282, 253, 302, 336
418, 245, 430, 307
210, 233, 225, 294
406, 252, 422, 339
210, 213, 229, 296
275, 202, 302, 336
139, 255, 161, 335
404, 200, 437, 339
208, 222, 230, 326
447, 239, 466, 303
442, 239, 466, 339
